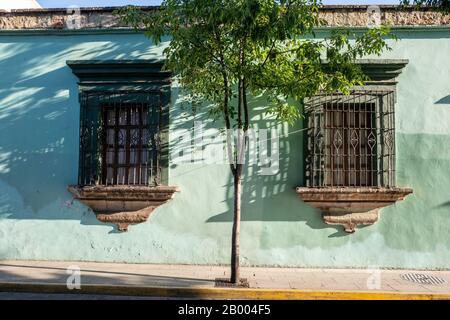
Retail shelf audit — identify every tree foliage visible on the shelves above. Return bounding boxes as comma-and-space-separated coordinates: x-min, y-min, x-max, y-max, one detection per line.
117, 0, 393, 128
400, 0, 450, 13
117, 0, 394, 284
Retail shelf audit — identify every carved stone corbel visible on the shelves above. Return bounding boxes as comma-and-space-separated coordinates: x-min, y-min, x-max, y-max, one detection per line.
296, 187, 413, 233
68, 185, 180, 232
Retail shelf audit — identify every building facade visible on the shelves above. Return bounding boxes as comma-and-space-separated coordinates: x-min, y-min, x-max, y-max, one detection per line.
0, 6, 449, 269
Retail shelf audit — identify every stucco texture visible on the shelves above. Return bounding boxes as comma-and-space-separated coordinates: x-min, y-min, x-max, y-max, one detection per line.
0, 29, 449, 269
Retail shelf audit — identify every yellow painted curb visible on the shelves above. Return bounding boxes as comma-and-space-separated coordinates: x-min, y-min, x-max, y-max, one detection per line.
0, 282, 449, 300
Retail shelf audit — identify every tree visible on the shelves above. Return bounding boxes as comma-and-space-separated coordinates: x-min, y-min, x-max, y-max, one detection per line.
118, 0, 392, 285
400, 0, 450, 13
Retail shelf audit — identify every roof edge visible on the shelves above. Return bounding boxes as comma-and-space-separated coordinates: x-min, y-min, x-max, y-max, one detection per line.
0, 4, 446, 14
1, 5, 448, 29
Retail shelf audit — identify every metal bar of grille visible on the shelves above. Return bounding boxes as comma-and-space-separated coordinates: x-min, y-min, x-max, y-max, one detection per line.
79, 92, 86, 186
137, 103, 143, 185
125, 106, 131, 184
305, 89, 395, 188
89, 94, 95, 185
155, 92, 163, 185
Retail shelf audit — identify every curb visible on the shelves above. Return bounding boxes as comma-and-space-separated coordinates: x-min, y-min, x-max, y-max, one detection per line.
1, 282, 450, 299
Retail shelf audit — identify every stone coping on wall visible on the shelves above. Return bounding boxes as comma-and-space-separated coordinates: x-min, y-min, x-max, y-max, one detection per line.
0, 5, 449, 30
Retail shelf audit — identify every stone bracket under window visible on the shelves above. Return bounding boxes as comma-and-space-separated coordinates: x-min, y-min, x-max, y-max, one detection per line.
296, 187, 412, 233
68, 185, 180, 232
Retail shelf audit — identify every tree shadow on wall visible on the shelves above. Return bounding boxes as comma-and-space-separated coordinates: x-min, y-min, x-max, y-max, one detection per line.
436, 95, 450, 104
0, 36, 165, 232
180, 94, 356, 238
436, 201, 450, 208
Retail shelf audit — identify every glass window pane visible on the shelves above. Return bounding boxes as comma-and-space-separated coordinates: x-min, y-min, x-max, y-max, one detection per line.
101, 101, 155, 185
106, 108, 115, 125
119, 109, 127, 125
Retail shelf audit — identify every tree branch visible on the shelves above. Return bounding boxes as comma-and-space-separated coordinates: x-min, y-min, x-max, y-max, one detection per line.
243, 77, 249, 132
213, 27, 235, 174
259, 40, 276, 71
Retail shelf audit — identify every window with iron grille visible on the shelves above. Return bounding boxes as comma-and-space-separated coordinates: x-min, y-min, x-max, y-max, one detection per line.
79, 91, 165, 186
304, 89, 396, 188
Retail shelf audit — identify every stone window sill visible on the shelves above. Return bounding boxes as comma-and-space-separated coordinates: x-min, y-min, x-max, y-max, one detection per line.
68, 185, 180, 232
295, 187, 413, 233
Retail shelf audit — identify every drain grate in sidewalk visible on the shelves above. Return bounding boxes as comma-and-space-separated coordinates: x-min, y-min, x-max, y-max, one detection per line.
400, 273, 447, 285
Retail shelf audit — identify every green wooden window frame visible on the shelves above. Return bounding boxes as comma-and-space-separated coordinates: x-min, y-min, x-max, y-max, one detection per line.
67, 60, 171, 186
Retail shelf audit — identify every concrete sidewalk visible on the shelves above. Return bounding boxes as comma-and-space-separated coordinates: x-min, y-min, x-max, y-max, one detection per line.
1, 260, 449, 299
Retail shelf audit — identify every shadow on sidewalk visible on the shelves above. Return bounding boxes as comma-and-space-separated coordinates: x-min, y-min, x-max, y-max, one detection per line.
0, 263, 214, 288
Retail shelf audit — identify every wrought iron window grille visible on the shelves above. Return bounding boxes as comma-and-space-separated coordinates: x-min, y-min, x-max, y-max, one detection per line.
304, 89, 396, 188
78, 90, 163, 187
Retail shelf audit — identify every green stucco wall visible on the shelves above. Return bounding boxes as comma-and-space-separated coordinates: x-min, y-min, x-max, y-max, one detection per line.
0, 28, 449, 269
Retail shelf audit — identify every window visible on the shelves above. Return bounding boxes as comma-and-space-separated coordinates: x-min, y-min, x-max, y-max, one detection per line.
297, 61, 412, 233
79, 92, 162, 186
102, 102, 154, 185
67, 60, 178, 231
305, 89, 395, 188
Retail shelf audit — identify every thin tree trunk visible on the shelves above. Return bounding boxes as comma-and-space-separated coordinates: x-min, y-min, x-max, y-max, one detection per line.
231, 39, 247, 285
231, 165, 242, 284
231, 75, 246, 284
